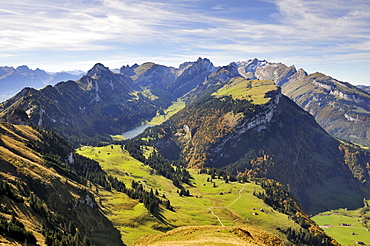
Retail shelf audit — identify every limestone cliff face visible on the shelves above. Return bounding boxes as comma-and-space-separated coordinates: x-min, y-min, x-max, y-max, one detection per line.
168, 57, 216, 97
208, 88, 282, 164
230, 59, 370, 147
254, 63, 297, 85
282, 72, 370, 146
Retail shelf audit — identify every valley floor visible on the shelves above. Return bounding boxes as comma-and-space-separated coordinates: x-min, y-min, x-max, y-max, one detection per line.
76, 145, 301, 245
313, 208, 370, 246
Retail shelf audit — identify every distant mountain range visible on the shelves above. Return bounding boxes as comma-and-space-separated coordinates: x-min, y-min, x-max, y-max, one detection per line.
0, 65, 84, 102
357, 84, 370, 93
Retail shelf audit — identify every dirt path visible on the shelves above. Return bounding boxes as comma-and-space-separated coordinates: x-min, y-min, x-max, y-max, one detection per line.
166, 183, 246, 227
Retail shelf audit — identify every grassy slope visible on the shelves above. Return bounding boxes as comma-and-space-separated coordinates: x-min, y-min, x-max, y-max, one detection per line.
77, 145, 302, 245
313, 207, 370, 246
212, 78, 278, 105
147, 99, 185, 125
0, 123, 123, 246
132, 225, 285, 246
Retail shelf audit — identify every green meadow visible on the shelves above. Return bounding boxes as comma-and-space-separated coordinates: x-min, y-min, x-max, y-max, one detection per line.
77, 144, 300, 245
313, 208, 370, 246
212, 78, 278, 105
147, 99, 185, 125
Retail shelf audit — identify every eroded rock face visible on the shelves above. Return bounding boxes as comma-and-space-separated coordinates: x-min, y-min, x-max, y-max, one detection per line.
281, 71, 370, 146
6, 108, 30, 125
168, 57, 217, 97
254, 63, 297, 85
209, 88, 282, 162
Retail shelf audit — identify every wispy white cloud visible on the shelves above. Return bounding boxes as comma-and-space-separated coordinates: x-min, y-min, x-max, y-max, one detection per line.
0, 0, 370, 84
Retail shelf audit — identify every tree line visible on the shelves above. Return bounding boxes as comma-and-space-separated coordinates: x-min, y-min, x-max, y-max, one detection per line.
123, 139, 191, 189
253, 178, 339, 246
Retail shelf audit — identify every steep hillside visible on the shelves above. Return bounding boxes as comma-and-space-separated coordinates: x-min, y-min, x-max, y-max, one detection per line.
120, 62, 177, 108
282, 72, 370, 147
167, 58, 216, 97
132, 76, 370, 214
0, 122, 123, 245
230, 59, 370, 147
0, 64, 160, 146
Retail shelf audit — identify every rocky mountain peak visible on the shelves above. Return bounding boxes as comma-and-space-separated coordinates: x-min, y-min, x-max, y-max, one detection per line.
120, 64, 137, 76
86, 63, 111, 77
255, 62, 298, 85
15, 65, 31, 73
233, 59, 268, 79
196, 57, 215, 71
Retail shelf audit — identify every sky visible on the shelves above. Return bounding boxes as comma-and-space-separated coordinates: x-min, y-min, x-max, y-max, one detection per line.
1, 0, 370, 85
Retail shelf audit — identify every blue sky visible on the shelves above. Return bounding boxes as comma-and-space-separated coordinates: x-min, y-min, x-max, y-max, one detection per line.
1, 0, 370, 85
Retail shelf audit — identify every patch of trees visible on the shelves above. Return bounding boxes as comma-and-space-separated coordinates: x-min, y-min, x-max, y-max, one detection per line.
157, 95, 261, 167
200, 168, 239, 183
0, 214, 36, 245
123, 138, 147, 163
129, 180, 173, 213
0, 179, 24, 203
278, 227, 335, 246
44, 154, 83, 183
145, 152, 190, 188
253, 178, 339, 246
178, 188, 190, 197
43, 222, 92, 246
124, 139, 191, 189
30, 125, 71, 156
339, 141, 370, 185
29, 192, 48, 216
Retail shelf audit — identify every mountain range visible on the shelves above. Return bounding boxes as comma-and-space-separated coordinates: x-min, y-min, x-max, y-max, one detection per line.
0, 65, 84, 102
0, 57, 370, 245
2, 58, 369, 148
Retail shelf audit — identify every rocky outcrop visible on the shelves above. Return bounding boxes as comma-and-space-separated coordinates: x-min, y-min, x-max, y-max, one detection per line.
282, 72, 370, 146
130, 62, 176, 88
212, 88, 282, 155
168, 57, 216, 97
255, 63, 298, 85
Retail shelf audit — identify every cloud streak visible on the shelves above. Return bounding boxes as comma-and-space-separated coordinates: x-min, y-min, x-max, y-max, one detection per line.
0, 0, 370, 84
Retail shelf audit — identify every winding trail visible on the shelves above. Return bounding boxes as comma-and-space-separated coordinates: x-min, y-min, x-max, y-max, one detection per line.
166, 183, 246, 227
100, 146, 246, 226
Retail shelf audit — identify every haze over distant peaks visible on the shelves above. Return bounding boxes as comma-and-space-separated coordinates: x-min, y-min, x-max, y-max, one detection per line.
0, 65, 84, 101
